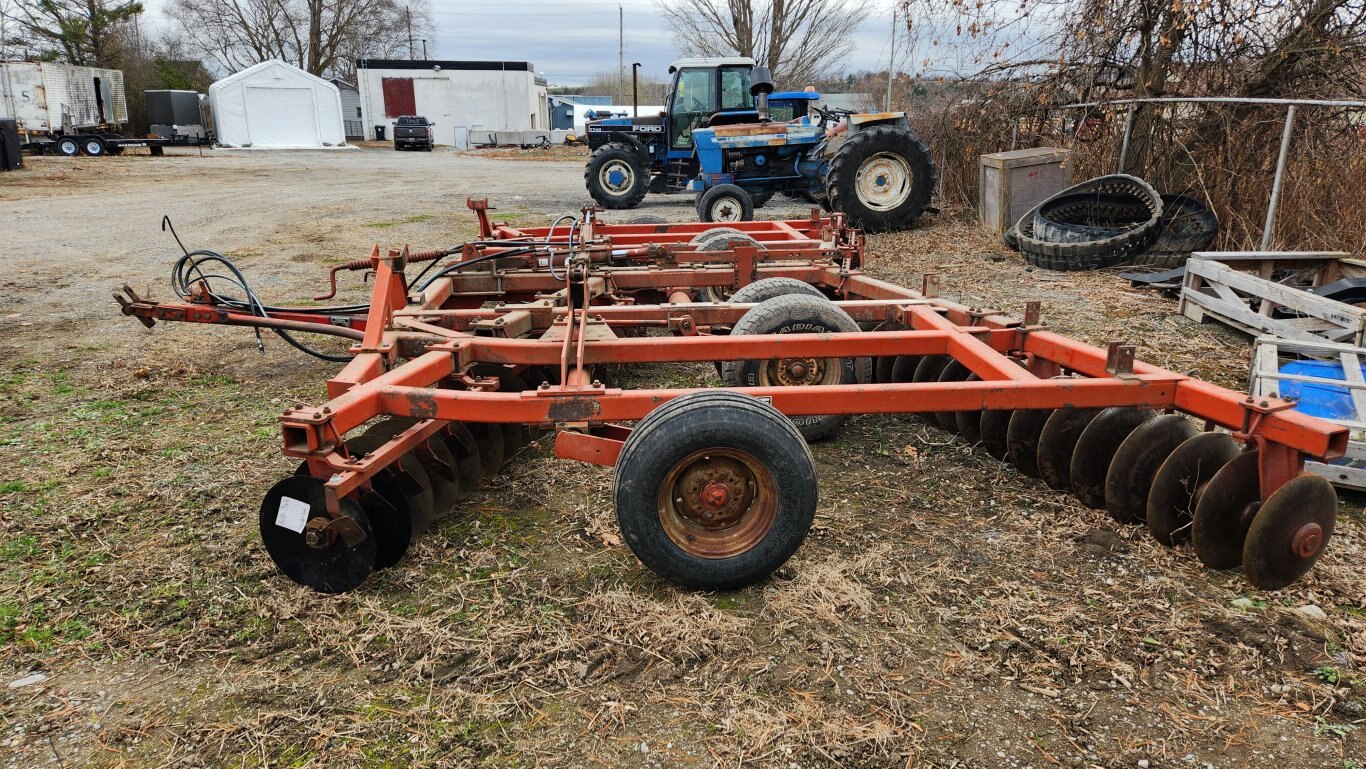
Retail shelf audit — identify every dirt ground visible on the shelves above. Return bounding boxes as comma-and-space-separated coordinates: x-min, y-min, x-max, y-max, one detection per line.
0, 145, 1362, 769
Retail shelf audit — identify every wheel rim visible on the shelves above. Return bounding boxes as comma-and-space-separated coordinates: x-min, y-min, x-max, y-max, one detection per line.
708, 196, 744, 222
60, 140, 78, 155
599, 159, 636, 194
658, 448, 778, 559
85, 140, 102, 154
855, 152, 913, 211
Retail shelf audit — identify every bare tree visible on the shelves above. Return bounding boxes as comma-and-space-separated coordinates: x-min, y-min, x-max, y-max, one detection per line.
168, 0, 433, 79
659, 0, 874, 86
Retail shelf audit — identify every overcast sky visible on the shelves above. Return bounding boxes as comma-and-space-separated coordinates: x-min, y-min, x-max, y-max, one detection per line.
141, 0, 908, 86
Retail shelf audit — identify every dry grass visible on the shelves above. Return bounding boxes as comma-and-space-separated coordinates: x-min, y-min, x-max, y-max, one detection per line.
0, 179, 1362, 768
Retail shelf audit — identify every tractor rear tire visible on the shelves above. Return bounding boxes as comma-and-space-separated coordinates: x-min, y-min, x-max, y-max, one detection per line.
585, 142, 648, 209
697, 184, 755, 223
826, 125, 936, 232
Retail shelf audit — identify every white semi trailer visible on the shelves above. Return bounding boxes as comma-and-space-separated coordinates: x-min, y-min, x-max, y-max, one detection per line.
0, 61, 132, 155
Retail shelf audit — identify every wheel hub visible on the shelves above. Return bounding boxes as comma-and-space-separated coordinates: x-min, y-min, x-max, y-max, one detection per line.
771, 357, 825, 386
1291, 522, 1323, 558
672, 456, 755, 530
855, 152, 913, 211
601, 160, 635, 194
711, 200, 740, 221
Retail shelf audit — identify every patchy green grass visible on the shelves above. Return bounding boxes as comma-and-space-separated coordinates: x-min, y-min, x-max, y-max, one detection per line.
363, 213, 434, 228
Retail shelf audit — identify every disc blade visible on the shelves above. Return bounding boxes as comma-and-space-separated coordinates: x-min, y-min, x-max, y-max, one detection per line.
420, 436, 461, 519
396, 457, 436, 534
1037, 408, 1101, 491
1104, 414, 1198, 524
954, 374, 983, 443
355, 421, 438, 533
935, 361, 972, 432
979, 410, 1013, 461
1192, 450, 1261, 569
890, 355, 921, 383
498, 373, 531, 450
875, 355, 896, 384
467, 422, 506, 479
330, 432, 420, 568
912, 355, 950, 383
1069, 407, 1156, 509
441, 421, 484, 497
871, 321, 905, 384
1243, 474, 1337, 590
1006, 409, 1054, 477
1146, 432, 1240, 546
259, 475, 375, 593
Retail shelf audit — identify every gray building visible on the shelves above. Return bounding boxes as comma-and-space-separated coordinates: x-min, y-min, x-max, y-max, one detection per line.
329, 78, 363, 139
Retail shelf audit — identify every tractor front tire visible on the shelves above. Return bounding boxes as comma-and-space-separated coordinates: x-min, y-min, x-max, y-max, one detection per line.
826, 125, 936, 232
586, 142, 649, 209
697, 184, 754, 223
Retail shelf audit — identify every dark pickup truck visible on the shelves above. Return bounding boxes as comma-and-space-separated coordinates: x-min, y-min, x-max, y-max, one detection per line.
393, 116, 434, 151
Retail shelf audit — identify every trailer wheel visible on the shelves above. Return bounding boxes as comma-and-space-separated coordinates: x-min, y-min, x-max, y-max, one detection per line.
585, 142, 648, 209
82, 136, 105, 156
614, 391, 817, 590
721, 293, 861, 441
697, 184, 754, 223
57, 137, 80, 157
826, 125, 936, 232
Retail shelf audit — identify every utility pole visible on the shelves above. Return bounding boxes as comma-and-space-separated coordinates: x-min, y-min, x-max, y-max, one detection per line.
885, 8, 895, 111
618, 4, 624, 104
421, 39, 428, 59
406, 6, 414, 59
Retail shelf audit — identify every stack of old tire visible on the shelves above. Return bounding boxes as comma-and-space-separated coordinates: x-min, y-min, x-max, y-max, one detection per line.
1005, 174, 1218, 271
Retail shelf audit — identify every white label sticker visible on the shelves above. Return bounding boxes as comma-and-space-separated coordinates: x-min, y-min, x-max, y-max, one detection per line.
275, 496, 310, 533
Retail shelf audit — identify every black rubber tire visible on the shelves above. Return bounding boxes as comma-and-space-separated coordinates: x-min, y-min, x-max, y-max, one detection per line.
689, 228, 766, 302
1033, 192, 1154, 244
729, 277, 826, 305
81, 136, 106, 156
613, 391, 817, 591
1123, 194, 1218, 267
721, 293, 861, 442
57, 137, 80, 157
697, 183, 755, 223
1002, 226, 1021, 251
825, 125, 936, 232
585, 142, 648, 209
1015, 174, 1164, 271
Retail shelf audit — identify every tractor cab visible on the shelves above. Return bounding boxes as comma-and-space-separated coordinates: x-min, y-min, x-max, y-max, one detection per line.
663, 57, 759, 150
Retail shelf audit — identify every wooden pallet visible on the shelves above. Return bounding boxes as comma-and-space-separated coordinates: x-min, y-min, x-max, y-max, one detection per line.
1179, 251, 1366, 345
1250, 335, 1366, 490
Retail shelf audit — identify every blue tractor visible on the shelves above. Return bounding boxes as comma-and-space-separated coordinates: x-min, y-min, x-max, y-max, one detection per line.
584, 58, 936, 232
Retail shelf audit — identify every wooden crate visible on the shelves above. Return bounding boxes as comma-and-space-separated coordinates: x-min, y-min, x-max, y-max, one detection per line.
1250, 335, 1366, 489
978, 148, 1072, 234
1179, 251, 1366, 345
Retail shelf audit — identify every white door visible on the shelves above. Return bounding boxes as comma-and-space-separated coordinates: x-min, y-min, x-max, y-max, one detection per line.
244, 86, 318, 147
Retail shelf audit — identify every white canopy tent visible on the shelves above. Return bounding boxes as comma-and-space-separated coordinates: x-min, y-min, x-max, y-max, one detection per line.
209, 61, 348, 149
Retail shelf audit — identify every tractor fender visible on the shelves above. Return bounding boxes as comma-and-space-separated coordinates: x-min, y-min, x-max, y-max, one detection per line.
608, 131, 653, 168
847, 112, 911, 135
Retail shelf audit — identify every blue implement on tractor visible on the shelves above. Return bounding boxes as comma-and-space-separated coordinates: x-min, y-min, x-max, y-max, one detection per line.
583, 59, 936, 232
